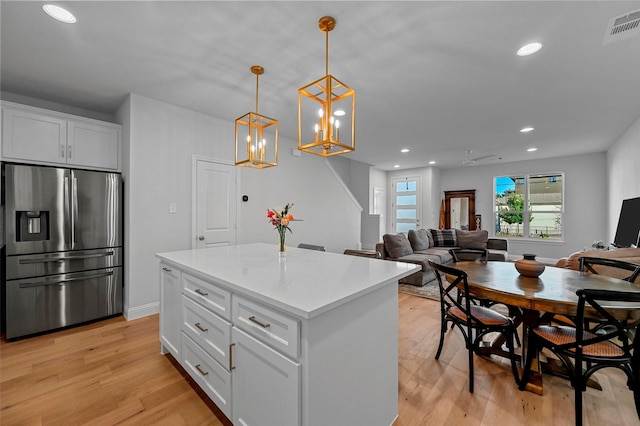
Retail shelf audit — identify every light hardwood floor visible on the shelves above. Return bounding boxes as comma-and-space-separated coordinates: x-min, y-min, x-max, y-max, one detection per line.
1, 293, 638, 425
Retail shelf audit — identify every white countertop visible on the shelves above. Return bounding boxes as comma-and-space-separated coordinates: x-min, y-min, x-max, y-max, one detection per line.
156, 243, 419, 319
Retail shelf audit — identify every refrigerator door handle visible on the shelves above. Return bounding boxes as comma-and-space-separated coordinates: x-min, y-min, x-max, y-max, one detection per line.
18, 251, 116, 264
64, 175, 71, 244
72, 174, 78, 245
18, 271, 115, 288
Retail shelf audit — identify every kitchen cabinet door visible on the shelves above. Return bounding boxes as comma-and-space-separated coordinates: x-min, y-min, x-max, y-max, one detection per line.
232, 327, 300, 426
160, 263, 181, 358
67, 119, 120, 170
2, 105, 67, 164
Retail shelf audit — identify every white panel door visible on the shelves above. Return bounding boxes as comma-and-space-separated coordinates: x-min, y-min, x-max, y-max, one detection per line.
194, 159, 238, 248
231, 327, 301, 426
159, 263, 181, 358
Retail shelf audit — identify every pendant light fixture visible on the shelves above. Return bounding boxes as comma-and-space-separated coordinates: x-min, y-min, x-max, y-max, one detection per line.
235, 65, 278, 168
298, 16, 356, 157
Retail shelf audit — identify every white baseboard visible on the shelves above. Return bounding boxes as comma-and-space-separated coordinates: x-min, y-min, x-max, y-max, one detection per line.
124, 301, 159, 320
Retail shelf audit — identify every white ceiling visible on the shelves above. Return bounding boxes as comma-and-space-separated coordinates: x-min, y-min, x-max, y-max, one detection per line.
2, 1, 639, 170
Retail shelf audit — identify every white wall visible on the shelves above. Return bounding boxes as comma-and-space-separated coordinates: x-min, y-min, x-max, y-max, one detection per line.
117, 94, 235, 319
117, 94, 362, 317
238, 142, 361, 254
440, 152, 608, 260
607, 115, 640, 244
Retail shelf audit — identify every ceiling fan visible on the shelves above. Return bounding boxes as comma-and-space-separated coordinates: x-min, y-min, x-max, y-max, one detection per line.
462, 149, 497, 166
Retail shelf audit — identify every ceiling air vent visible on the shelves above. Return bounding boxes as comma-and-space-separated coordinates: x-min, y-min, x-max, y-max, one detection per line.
603, 9, 640, 44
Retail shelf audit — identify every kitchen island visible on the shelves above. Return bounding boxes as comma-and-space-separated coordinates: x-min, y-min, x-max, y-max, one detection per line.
156, 243, 419, 426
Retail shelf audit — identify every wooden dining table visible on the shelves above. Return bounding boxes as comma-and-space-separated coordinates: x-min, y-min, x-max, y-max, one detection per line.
448, 261, 640, 394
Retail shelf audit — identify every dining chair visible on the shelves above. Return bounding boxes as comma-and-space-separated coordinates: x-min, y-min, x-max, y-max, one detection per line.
542, 257, 640, 328
449, 248, 522, 347
429, 260, 520, 393
579, 256, 640, 283
519, 288, 640, 426
578, 257, 640, 332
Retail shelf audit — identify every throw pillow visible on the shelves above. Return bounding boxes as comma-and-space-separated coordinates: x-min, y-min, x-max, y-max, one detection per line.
383, 233, 413, 258
456, 229, 488, 250
408, 229, 431, 251
430, 229, 457, 247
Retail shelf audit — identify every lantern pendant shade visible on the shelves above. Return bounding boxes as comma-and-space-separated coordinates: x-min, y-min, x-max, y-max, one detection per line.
298, 16, 356, 157
235, 66, 278, 168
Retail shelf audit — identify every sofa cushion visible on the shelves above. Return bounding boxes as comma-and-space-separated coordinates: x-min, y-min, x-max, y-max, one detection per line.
430, 229, 457, 247
456, 229, 488, 250
383, 233, 413, 258
408, 229, 432, 251
415, 248, 454, 264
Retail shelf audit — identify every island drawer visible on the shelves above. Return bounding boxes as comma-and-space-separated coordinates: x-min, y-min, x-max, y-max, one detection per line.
182, 295, 232, 368
183, 334, 232, 419
183, 272, 232, 321
232, 295, 300, 360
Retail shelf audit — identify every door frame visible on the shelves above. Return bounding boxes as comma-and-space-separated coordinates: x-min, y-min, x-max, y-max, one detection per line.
191, 155, 240, 249
389, 175, 422, 233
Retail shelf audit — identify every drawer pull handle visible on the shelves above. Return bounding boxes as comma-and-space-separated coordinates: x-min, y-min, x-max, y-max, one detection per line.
249, 316, 270, 329
194, 322, 208, 332
162, 267, 172, 272
195, 364, 209, 376
195, 289, 208, 297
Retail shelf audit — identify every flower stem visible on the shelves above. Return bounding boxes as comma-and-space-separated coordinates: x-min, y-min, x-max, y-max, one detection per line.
279, 228, 286, 252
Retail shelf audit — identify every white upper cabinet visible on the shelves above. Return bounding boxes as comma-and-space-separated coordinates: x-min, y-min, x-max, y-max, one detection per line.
1, 101, 121, 171
67, 119, 120, 170
1, 105, 67, 164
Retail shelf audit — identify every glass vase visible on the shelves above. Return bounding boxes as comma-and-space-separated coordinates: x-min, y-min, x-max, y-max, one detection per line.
278, 231, 286, 258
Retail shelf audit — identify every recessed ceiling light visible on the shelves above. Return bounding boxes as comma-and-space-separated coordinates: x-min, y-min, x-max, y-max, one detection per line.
400, 148, 410, 153
520, 127, 535, 133
43, 4, 77, 23
393, 165, 400, 168
428, 161, 436, 165
517, 42, 542, 57
333, 110, 346, 117
527, 147, 538, 152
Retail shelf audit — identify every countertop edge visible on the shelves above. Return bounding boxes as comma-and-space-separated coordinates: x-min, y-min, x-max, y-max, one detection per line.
156, 248, 419, 320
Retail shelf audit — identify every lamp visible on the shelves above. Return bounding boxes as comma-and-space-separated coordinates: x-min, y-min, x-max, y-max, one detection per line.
298, 16, 356, 157
235, 65, 278, 168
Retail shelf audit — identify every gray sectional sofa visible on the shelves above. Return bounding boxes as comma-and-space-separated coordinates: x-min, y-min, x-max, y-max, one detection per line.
375, 229, 508, 286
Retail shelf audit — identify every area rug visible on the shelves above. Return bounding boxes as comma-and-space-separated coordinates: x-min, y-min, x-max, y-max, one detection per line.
398, 283, 440, 301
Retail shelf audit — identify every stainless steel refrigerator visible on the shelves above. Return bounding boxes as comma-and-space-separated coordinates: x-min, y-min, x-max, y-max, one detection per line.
3, 163, 123, 339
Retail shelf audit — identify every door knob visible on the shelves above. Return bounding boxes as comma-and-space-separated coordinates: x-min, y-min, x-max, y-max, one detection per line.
198, 235, 205, 241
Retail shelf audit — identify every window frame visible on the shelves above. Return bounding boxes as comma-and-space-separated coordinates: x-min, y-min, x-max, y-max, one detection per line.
493, 172, 565, 241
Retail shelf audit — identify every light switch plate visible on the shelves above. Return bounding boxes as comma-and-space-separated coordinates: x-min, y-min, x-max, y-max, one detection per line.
169, 203, 177, 214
